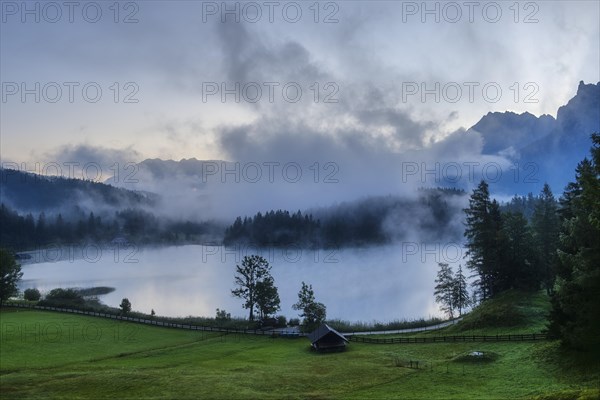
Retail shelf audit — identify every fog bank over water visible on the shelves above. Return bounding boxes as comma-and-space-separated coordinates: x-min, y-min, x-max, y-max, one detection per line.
19, 244, 461, 322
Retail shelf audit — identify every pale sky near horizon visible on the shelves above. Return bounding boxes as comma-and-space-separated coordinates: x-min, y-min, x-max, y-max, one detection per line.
1, 0, 599, 167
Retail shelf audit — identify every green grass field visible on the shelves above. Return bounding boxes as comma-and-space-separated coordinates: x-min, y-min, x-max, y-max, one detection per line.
1, 292, 599, 399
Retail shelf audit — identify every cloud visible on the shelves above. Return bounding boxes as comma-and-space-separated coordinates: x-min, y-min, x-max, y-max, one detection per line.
39, 144, 142, 182
4, 2, 598, 222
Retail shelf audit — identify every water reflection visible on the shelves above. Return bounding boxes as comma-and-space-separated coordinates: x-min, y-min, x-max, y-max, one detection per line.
19, 244, 458, 322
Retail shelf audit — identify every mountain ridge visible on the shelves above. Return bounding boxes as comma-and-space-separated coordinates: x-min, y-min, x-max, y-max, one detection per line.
130, 82, 600, 196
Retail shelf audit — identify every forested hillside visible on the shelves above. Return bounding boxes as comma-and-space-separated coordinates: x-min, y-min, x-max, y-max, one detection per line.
224, 188, 466, 247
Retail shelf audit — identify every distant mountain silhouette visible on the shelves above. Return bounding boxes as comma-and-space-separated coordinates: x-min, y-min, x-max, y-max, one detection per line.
468, 81, 600, 194
470, 111, 556, 154
127, 82, 599, 198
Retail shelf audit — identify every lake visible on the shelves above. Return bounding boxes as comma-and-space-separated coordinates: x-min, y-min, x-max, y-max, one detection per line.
18, 243, 464, 322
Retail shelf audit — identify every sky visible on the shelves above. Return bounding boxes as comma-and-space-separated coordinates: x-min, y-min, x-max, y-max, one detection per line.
1, 0, 599, 189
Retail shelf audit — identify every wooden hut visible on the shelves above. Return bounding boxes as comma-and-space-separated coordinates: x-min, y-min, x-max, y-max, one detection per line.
307, 324, 348, 351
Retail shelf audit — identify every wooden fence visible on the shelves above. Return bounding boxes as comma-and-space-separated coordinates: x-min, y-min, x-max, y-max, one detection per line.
349, 333, 547, 344
2, 302, 304, 337
3, 303, 548, 343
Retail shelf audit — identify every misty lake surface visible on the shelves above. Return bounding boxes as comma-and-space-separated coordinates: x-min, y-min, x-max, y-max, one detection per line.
18, 244, 463, 322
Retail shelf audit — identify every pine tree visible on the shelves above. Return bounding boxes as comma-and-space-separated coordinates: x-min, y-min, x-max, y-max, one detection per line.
452, 264, 470, 317
501, 212, 538, 291
531, 183, 560, 294
434, 263, 455, 318
464, 180, 503, 300
549, 134, 600, 351
487, 200, 505, 294
55, 214, 66, 241
35, 212, 47, 244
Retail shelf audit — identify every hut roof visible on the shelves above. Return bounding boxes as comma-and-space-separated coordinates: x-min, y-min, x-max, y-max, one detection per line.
307, 323, 348, 345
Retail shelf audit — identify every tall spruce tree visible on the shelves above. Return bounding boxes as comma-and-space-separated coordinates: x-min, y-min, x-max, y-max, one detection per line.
488, 200, 505, 294
452, 264, 470, 316
464, 180, 503, 300
502, 211, 538, 290
531, 183, 560, 294
549, 134, 600, 351
434, 263, 455, 318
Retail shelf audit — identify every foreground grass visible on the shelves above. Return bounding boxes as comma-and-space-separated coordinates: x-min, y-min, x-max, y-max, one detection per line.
1, 304, 599, 399
366, 290, 554, 339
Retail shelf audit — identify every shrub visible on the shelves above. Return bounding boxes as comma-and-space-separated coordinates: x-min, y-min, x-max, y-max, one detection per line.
276, 315, 287, 327
23, 288, 41, 301
120, 298, 132, 314
39, 288, 85, 308
260, 317, 278, 328
215, 308, 231, 321
46, 288, 81, 300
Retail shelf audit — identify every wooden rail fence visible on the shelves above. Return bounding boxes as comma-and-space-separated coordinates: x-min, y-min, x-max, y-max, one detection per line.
350, 333, 547, 344
2, 302, 304, 337
3, 303, 549, 343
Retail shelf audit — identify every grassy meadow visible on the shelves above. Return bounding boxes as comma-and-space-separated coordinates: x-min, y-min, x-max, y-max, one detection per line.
1, 292, 599, 399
